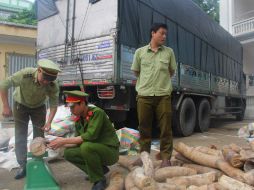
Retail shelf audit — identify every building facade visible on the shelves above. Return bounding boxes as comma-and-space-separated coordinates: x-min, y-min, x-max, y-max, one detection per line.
220, 0, 254, 119
0, 21, 37, 120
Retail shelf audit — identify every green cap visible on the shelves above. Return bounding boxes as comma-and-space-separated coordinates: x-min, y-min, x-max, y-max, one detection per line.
38, 59, 61, 74
63, 90, 89, 97
63, 90, 89, 106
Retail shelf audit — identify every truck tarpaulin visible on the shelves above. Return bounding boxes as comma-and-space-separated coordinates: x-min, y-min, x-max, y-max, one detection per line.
119, 0, 242, 81
35, 0, 58, 21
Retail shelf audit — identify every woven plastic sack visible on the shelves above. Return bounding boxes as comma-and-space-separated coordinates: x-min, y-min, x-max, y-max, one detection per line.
238, 123, 254, 139
0, 127, 15, 150
48, 116, 76, 136
116, 127, 140, 149
47, 105, 76, 136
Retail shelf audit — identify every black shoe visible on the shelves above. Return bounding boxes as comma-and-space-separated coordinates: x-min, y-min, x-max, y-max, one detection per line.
91, 178, 106, 190
15, 167, 26, 179
102, 166, 109, 175
85, 166, 109, 181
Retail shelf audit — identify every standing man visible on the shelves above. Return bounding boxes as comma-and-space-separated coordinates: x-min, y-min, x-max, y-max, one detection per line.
0, 59, 61, 179
131, 23, 177, 168
48, 90, 120, 190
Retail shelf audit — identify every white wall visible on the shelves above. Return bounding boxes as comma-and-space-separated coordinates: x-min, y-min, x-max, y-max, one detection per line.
220, 0, 254, 119
233, 0, 254, 23
220, 0, 233, 33
243, 44, 254, 75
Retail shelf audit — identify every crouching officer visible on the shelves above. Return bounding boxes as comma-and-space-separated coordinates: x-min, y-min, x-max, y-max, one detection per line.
48, 90, 120, 190
0, 59, 61, 179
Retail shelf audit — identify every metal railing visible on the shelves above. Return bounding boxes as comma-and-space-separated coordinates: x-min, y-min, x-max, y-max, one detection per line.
233, 17, 254, 36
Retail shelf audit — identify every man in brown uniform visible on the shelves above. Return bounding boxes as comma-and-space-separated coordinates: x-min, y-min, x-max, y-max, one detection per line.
0, 59, 60, 179
131, 23, 177, 168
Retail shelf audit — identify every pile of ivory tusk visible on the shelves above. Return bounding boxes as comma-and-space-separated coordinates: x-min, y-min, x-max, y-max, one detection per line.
30, 137, 254, 189
107, 141, 254, 190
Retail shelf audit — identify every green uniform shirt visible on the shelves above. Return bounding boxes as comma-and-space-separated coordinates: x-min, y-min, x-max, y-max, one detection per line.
131, 44, 177, 96
75, 106, 120, 148
0, 67, 59, 108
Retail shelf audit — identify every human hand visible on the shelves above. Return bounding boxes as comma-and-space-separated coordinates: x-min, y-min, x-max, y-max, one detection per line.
42, 122, 51, 132
2, 105, 12, 117
47, 137, 65, 150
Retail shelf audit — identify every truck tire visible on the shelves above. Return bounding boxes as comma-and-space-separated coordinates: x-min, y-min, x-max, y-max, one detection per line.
195, 98, 210, 132
174, 97, 196, 136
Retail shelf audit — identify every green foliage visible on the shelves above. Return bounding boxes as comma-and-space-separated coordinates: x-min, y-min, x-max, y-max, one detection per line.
2, 1, 219, 25
192, 0, 219, 23
5, 4, 37, 25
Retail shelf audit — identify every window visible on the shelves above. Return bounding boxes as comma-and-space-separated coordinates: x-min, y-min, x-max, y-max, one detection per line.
249, 75, 254, 86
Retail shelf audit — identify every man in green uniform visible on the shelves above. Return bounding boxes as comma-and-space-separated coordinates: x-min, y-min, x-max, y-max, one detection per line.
0, 59, 60, 179
48, 90, 120, 190
131, 23, 177, 168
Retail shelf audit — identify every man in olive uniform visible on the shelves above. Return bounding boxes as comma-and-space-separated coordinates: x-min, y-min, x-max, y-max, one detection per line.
0, 59, 60, 179
131, 23, 177, 168
48, 90, 119, 190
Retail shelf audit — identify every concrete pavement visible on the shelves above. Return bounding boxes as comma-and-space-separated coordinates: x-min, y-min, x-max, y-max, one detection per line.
0, 118, 252, 190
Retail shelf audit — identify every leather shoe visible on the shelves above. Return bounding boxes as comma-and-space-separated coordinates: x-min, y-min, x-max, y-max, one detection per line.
160, 160, 171, 168
15, 167, 26, 179
91, 178, 106, 190
102, 166, 109, 175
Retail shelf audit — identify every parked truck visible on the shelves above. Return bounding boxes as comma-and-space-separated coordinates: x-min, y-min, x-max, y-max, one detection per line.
36, 0, 246, 136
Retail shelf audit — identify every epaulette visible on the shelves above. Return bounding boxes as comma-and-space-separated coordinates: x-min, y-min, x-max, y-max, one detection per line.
23, 74, 33, 78
72, 116, 81, 122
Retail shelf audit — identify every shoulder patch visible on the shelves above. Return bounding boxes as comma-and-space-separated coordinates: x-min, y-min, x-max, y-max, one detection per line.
23, 74, 33, 79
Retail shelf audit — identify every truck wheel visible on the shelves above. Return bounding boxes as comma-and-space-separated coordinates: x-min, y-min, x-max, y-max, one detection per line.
195, 99, 210, 132
174, 97, 196, 136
